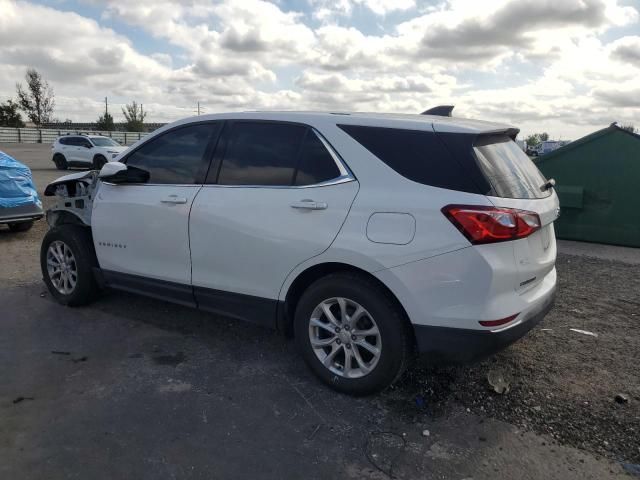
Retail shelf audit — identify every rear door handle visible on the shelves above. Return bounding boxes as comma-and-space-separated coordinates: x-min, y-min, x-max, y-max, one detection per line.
161, 195, 188, 204
290, 200, 327, 210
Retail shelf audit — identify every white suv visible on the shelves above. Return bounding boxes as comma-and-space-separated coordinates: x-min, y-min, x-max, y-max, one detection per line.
51, 135, 128, 170
40, 111, 558, 395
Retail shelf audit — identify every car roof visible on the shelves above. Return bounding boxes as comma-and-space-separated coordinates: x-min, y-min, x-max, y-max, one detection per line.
170, 111, 516, 135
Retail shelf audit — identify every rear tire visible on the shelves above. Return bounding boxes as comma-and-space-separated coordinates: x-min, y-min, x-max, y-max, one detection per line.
53, 154, 68, 170
294, 273, 413, 396
40, 225, 100, 306
8, 221, 34, 232
93, 155, 107, 170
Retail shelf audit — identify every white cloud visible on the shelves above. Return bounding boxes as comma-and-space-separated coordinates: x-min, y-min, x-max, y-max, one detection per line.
310, 0, 415, 19
0, 0, 638, 138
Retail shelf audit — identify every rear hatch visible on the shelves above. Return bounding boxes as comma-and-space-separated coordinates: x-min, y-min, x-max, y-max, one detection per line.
472, 134, 559, 292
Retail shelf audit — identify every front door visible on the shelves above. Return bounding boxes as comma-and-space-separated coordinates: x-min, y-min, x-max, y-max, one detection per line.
189, 121, 358, 325
92, 122, 221, 304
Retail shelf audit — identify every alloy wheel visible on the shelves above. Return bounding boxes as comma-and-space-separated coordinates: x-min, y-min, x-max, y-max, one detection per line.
46, 240, 78, 295
308, 297, 382, 379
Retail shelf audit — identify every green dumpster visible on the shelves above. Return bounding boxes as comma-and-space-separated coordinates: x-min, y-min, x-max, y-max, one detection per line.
536, 124, 640, 247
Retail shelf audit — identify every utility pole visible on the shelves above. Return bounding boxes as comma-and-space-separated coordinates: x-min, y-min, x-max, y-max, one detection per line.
197, 101, 201, 115
104, 97, 108, 116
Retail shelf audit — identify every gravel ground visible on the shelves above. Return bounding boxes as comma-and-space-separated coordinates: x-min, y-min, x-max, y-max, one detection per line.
0, 199, 53, 285
391, 253, 640, 464
2, 143, 639, 473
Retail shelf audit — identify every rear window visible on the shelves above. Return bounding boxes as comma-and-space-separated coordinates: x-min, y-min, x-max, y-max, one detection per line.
474, 135, 550, 199
217, 122, 306, 186
338, 125, 479, 194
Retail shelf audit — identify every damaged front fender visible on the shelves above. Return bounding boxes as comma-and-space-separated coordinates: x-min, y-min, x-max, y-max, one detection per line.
44, 171, 98, 227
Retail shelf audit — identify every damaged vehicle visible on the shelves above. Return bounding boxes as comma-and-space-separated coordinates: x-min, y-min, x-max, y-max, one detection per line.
0, 150, 43, 232
40, 111, 559, 395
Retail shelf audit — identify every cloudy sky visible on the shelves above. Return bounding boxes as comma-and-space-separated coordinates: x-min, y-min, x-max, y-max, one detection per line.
1, 0, 639, 139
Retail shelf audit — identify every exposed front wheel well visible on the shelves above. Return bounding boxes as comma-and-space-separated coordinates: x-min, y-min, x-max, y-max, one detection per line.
281, 262, 414, 343
48, 210, 89, 227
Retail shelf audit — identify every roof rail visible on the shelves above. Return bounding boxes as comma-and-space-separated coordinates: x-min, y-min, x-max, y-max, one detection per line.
421, 105, 454, 117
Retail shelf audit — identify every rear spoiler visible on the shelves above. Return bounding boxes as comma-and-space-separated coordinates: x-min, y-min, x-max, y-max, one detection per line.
421, 105, 454, 117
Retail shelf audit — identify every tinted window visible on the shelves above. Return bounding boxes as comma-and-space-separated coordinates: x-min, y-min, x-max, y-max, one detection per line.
294, 131, 341, 186
125, 123, 217, 184
474, 135, 550, 199
90, 137, 119, 147
59, 137, 69, 145
338, 125, 477, 193
77, 137, 92, 148
217, 122, 306, 186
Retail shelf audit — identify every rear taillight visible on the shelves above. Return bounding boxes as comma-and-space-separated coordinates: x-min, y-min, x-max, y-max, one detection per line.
442, 204, 541, 245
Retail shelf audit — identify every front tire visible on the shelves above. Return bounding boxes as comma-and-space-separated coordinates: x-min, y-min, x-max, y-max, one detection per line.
294, 273, 413, 395
8, 221, 34, 232
40, 225, 100, 306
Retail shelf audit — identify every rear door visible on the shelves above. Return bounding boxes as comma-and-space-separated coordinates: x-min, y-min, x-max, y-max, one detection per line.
472, 135, 559, 292
63, 137, 80, 163
189, 121, 358, 325
76, 137, 93, 165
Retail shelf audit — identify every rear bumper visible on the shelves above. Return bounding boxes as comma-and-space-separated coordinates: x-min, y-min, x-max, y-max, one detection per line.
414, 287, 556, 363
0, 203, 44, 224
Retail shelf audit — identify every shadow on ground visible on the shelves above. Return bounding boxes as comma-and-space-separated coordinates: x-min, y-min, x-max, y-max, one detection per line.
0, 277, 631, 479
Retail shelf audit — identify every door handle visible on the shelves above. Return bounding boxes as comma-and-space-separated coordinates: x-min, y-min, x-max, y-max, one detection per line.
290, 200, 327, 210
161, 195, 188, 204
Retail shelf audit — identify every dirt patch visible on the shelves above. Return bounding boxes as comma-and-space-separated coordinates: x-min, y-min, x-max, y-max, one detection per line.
0, 196, 55, 287
391, 253, 640, 463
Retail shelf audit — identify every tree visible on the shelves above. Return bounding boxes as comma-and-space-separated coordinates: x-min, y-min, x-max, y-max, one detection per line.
524, 132, 550, 146
121, 101, 147, 132
0, 99, 25, 127
525, 134, 540, 146
96, 112, 115, 131
16, 68, 55, 125
620, 124, 637, 134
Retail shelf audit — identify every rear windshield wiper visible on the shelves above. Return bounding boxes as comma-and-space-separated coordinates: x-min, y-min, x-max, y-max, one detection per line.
540, 178, 555, 191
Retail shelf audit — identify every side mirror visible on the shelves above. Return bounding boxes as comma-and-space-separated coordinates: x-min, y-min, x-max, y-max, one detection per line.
98, 162, 150, 184
85, 144, 93, 149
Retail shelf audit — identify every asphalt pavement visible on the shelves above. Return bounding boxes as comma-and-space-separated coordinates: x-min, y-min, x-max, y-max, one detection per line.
0, 143, 631, 479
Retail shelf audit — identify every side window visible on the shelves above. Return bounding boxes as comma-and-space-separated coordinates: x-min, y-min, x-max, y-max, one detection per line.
125, 123, 218, 184
338, 124, 479, 194
217, 122, 306, 186
294, 131, 342, 186
78, 138, 92, 148
59, 137, 69, 145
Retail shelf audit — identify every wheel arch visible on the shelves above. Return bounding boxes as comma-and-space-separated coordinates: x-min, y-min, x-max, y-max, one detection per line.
47, 209, 90, 228
279, 261, 413, 341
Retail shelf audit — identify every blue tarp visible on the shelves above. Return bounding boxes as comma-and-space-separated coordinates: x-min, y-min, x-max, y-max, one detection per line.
0, 150, 42, 209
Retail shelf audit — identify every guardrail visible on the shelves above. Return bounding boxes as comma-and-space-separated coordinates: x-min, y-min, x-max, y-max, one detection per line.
0, 127, 148, 146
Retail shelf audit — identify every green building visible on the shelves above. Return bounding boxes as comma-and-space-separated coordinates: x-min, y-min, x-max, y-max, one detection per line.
536, 124, 640, 248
